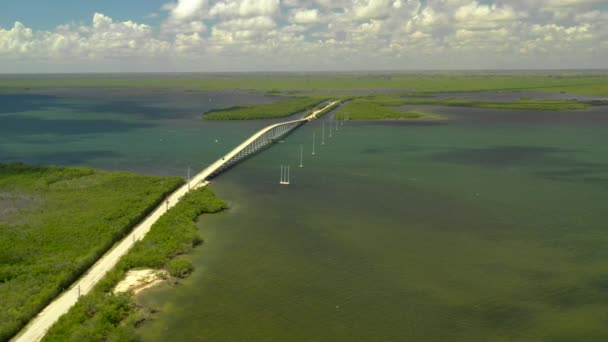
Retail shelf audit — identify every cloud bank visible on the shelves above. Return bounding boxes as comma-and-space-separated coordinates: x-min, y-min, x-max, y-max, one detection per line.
0, 0, 606, 72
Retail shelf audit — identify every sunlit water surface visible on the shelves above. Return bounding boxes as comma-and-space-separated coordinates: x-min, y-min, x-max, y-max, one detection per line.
2, 89, 608, 341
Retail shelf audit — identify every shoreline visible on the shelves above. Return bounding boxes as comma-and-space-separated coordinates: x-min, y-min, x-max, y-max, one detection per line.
114, 269, 168, 295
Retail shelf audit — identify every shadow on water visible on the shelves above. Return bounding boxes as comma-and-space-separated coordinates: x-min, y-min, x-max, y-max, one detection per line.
429, 145, 608, 187
0, 91, 192, 119
0, 115, 150, 136
65, 100, 197, 120
1, 88, 278, 122
0, 94, 59, 114
397, 105, 608, 125
430, 146, 576, 167
0, 148, 123, 165
449, 301, 537, 337
360, 145, 426, 155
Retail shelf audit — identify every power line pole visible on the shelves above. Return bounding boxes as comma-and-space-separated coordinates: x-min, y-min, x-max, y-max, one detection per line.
322, 121, 325, 145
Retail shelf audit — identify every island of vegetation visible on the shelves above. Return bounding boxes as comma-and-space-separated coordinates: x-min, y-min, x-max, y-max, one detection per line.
203, 97, 327, 120
203, 93, 600, 121
1, 73, 607, 96
0, 163, 183, 341
335, 99, 439, 120
355, 94, 596, 110
308, 100, 343, 119
2, 73, 606, 122
326, 95, 600, 121
42, 186, 227, 342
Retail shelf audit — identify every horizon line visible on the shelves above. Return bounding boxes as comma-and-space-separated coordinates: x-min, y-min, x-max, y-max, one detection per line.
1, 68, 608, 76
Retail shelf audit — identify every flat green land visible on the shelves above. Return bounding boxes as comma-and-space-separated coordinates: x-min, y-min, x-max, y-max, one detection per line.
339, 96, 593, 119
333, 96, 594, 121
203, 97, 327, 120
377, 97, 592, 110
1, 73, 607, 95
2, 73, 606, 121
310, 100, 342, 118
337, 100, 436, 120
0, 164, 182, 341
43, 187, 227, 342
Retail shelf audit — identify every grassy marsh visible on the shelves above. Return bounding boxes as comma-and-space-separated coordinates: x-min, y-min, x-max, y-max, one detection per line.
203, 97, 327, 120
42, 187, 227, 342
392, 98, 593, 111
0, 163, 182, 341
336, 100, 436, 120
1, 73, 607, 95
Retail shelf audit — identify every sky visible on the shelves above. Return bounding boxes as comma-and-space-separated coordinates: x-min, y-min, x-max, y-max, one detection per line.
0, 0, 607, 72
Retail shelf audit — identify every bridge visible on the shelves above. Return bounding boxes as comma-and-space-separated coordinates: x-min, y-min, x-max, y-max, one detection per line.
189, 100, 340, 185
13, 99, 339, 342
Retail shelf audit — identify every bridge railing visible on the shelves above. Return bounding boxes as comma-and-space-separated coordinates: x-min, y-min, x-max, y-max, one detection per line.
201, 118, 307, 180
193, 100, 340, 184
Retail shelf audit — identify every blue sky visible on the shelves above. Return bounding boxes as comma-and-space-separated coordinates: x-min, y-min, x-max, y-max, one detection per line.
0, 0, 607, 72
0, 0, 167, 29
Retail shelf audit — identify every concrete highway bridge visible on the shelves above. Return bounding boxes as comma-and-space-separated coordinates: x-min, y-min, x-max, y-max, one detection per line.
13, 99, 339, 342
190, 100, 339, 185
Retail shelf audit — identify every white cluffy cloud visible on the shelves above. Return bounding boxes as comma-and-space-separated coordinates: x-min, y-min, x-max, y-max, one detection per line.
0, 0, 606, 72
209, 0, 280, 18
0, 13, 168, 62
164, 0, 207, 20
292, 9, 320, 24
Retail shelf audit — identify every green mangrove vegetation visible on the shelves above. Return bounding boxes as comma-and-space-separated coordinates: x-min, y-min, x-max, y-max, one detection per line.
330, 95, 601, 121
198, 76, 605, 122
0, 163, 182, 341
306, 100, 342, 118
336, 100, 434, 120
42, 187, 227, 342
1, 73, 607, 96
3, 73, 606, 123
391, 98, 593, 110
203, 97, 327, 120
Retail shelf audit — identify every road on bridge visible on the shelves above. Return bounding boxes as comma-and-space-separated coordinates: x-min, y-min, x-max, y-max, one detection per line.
12, 100, 339, 342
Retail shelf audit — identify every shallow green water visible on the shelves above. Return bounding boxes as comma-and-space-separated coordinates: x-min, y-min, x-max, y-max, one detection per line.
3, 89, 608, 340
0, 88, 278, 175
137, 112, 608, 341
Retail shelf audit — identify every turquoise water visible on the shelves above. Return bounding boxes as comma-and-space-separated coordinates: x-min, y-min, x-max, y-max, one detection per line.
137, 110, 608, 341
3, 88, 608, 340
0, 88, 278, 175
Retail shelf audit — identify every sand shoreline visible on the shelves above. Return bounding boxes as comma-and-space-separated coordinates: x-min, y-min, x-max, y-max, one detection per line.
114, 269, 168, 295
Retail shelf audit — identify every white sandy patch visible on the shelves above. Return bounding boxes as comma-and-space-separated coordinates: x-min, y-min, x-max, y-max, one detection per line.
194, 180, 210, 189
114, 269, 168, 295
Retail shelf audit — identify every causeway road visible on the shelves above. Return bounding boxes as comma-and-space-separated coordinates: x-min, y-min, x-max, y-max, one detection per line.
13, 99, 339, 342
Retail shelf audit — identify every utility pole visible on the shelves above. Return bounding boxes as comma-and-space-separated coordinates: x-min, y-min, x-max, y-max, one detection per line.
280, 165, 290, 185
187, 166, 191, 190
312, 131, 316, 155
300, 145, 303, 168
322, 121, 325, 145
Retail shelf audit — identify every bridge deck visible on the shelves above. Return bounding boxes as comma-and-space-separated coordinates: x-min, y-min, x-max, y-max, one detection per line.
12, 100, 339, 342
191, 100, 339, 184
